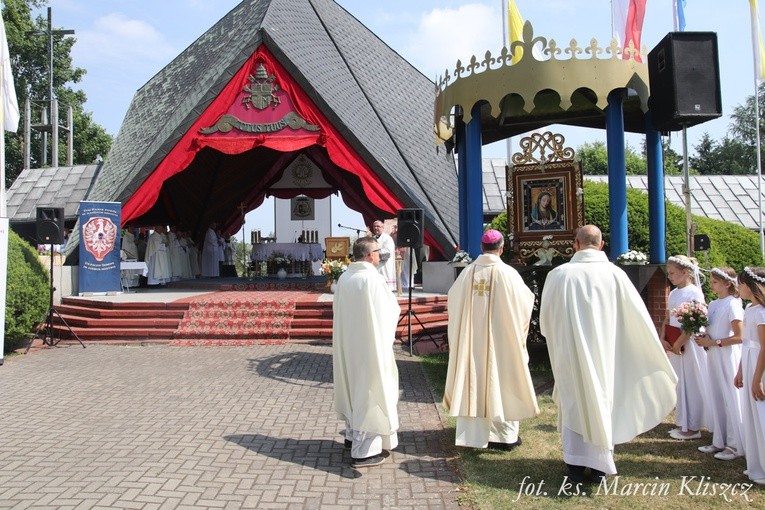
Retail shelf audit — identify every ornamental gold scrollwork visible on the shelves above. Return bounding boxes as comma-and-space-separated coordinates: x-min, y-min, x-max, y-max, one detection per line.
511, 132, 575, 165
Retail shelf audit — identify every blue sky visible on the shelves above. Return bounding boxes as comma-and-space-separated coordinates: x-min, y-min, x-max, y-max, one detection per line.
41, 0, 760, 233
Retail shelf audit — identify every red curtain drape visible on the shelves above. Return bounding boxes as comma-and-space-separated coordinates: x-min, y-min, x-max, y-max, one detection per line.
123, 46, 403, 224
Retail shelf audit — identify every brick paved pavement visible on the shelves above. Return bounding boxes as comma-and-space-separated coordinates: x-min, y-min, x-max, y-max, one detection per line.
0, 344, 462, 509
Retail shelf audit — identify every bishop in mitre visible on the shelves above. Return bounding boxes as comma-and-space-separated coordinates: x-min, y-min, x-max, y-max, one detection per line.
444, 230, 539, 450
540, 225, 677, 482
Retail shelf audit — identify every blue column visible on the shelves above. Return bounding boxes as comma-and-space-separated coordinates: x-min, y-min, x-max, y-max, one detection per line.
464, 104, 484, 258
606, 91, 628, 260
645, 111, 666, 264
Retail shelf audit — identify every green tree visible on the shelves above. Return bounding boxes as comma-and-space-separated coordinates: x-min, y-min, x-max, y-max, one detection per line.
577, 141, 646, 175
690, 132, 750, 175
724, 81, 765, 174
2, 0, 112, 187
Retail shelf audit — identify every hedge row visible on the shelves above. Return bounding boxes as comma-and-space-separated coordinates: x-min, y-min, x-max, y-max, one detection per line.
4, 230, 49, 352
490, 180, 764, 268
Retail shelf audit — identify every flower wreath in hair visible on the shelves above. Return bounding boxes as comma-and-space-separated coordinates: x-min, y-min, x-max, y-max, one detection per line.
708, 267, 737, 286
744, 266, 765, 285
668, 255, 705, 287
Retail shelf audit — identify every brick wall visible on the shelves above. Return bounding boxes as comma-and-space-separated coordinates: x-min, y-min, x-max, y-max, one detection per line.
646, 268, 669, 330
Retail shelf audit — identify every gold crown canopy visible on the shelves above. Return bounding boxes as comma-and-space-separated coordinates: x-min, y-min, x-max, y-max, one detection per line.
434, 21, 650, 145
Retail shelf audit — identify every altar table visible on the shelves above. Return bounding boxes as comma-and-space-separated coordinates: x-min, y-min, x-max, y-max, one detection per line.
250, 243, 324, 262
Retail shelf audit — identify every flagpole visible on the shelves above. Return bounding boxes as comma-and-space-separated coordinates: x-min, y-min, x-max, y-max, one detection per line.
751, 0, 765, 259
755, 66, 765, 261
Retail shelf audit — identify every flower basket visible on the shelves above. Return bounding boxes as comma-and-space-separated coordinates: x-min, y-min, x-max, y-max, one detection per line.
617, 250, 648, 265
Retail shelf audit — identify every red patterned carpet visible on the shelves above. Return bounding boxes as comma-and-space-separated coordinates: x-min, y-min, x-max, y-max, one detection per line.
170, 290, 322, 345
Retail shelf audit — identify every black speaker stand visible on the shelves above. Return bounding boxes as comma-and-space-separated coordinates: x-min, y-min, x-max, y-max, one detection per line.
25, 247, 85, 353
397, 247, 440, 356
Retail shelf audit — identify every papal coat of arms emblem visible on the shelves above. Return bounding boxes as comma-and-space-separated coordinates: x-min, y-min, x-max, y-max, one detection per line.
243, 63, 281, 110
82, 217, 118, 262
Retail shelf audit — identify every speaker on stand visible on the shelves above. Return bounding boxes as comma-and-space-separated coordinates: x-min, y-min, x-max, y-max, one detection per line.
647, 31, 722, 132
648, 32, 722, 257
395, 208, 439, 355
26, 207, 84, 353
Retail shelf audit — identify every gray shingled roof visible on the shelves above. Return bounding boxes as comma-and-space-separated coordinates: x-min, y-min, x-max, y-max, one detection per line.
65, 0, 458, 257
482, 158, 764, 230
5, 164, 101, 222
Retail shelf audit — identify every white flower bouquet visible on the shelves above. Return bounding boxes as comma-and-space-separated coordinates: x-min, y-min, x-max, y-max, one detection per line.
617, 250, 648, 265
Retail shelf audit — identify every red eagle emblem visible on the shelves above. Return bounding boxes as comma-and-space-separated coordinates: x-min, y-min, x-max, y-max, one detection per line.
83, 217, 118, 262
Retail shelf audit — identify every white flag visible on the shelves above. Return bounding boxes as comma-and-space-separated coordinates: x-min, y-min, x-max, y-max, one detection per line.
0, 14, 19, 132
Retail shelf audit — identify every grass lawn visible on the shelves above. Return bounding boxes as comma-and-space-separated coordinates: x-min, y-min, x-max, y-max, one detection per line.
420, 353, 761, 509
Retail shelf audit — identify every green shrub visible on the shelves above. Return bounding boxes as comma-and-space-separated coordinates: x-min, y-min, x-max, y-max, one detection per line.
4, 230, 49, 351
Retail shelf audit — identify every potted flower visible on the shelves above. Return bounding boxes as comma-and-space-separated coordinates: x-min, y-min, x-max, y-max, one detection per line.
268, 252, 293, 278
617, 250, 648, 265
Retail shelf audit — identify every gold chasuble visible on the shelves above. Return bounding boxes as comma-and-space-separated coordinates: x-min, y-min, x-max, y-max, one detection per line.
443, 253, 539, 422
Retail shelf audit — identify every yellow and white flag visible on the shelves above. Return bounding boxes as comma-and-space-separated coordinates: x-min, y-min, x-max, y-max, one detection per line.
508, 0, 541, 63
750, 0, 765, 81
508, 0, 524, 64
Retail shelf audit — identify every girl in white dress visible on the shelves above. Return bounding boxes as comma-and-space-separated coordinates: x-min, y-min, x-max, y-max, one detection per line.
694, 267, 744, 460
734, 266, 765, 485
661, 255, 709, 440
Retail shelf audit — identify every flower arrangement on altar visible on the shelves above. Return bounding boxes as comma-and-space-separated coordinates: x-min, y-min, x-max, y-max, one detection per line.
321, 258, 349, 281
268, 252, 292, 269
617, 250, 648, 265
670, 300, 709, 335
449, 250, 472, 265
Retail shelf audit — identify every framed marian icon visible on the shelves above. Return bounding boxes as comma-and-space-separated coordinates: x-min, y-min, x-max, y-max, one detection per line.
506, 132, 584, 263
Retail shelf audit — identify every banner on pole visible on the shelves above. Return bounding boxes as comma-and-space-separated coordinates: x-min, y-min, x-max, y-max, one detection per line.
78, 202, 121, 294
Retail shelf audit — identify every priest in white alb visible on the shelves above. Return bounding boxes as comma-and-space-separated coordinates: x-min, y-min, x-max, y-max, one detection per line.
540, 225, 677, 483
333, 236, 401, 468
443, 229, 539, 450
371, 220, 397, 291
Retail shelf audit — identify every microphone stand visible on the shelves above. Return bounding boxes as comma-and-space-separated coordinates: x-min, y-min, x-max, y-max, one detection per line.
337, 223, 366, 236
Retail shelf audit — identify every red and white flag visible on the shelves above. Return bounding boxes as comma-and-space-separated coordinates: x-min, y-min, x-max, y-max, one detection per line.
612, 0, 648, 62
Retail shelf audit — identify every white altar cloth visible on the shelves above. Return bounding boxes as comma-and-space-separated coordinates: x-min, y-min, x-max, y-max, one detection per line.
250, 243, 324, 262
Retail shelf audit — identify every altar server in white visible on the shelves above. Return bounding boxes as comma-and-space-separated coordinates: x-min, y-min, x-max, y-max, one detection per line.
443, 229, 538, 450
333, 236, 401, 468
145, 225, 171, 286
372, 220, 397, 291
201, 223, 219, 278
540, 225, 677, 483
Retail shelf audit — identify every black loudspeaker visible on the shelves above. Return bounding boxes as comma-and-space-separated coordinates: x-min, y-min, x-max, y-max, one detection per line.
36, 207, 65, 244
396, 208, 424, 248
647, 32, 722, 132
694, 234, 711, 251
